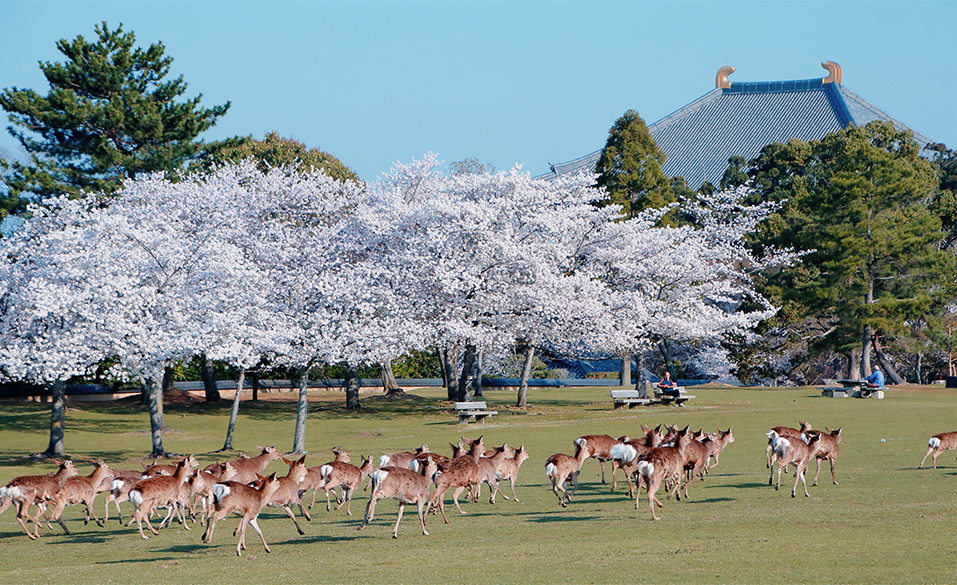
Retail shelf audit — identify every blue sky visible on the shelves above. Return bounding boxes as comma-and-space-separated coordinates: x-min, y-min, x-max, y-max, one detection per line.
1, 1, 955, 181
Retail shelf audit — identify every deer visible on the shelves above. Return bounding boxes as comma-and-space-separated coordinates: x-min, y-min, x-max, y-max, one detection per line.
544, 441, 590, 507
103, 468, 146, 524
226, 446, 283, 484
806, 427, 842, 486
766, 422, 812, 468
300, 447, 351, 505
357, 455, 439, 539
769, 430, 823, 497
311, 454, 374, 515
490, 445, 529, 502
573, 434, 619, 484
48, 459, 113, 534
126, 455, 198, 539
184, 461, 238, 526
428, 436, 484, 523
635, 426, 692, 521
377, 444, 429, 469
202, 472, 282, 556
706, 428, 735, 470
919, 431, 957, 469
609, 425, 663, 496
678, 431, 712, 498
0, 459, 78, 539
472, 444, 513, 504
261, 455, 311, 535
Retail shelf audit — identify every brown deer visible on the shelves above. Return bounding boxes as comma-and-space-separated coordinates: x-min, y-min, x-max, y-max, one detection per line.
806, 427, 842, 486
104, 468, 146, 524
300, 447, 351, 505
919, 431, 957, 469
770, 431, 823, 497
544, 442, 590, 507
428, 437, 483, 523
312, 455, 374, 515
472, 444, 513, 504
490, 445, 529, 502
0, 459, 78, 539
377, 444, 429, 469
609, 425, 663, 496
226, 446, 283, 484
357, 456, 439, 539
679, 431, 712, 498
707, 428, 735, 470
202, 472, 282, 556
766, 422, 812, 468
635, 426, 691, 521
262, 455, 311, 535
126, 455, 198, 539
573, 434, 619, 484
48, 459, 113, 534
184, 461, 238, 526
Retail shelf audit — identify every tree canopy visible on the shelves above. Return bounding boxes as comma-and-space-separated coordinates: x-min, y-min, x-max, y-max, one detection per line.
0, 22, 230, 200
595, 110, 673, 218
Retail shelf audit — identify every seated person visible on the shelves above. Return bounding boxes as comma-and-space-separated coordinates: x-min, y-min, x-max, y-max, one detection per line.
657, 371, 680, 398
864, 368, 885, 388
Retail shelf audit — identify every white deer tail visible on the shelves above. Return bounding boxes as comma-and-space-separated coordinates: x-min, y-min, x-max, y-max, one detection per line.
370, 469, 390, 490
766, 430, 779, 441
610, 443, 636, 464
377, 455, 391, 468
773, 438, 791, 459
637, 460, 654, 482
211, 483, 230, 504
544, 462, 558, 479
320, 464, 333, 484
929, 437, 942, 449
129, 490, 144, 508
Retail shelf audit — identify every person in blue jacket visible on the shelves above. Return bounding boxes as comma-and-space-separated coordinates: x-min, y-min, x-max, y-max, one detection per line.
864, 367, 885, 388
657, 371, 680, 398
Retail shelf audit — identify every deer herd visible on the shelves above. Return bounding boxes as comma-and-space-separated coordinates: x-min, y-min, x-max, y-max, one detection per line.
0, 422, 953, 551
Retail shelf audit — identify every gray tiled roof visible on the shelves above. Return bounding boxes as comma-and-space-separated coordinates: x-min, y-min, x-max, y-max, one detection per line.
539, 78, 938, 188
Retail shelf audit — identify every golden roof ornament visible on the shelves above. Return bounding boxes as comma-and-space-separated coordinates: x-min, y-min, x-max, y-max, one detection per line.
821, 61, 842, 84
715, 66, 735, 89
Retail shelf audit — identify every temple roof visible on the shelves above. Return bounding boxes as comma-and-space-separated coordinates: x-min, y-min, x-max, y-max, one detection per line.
538, 64, 938, 187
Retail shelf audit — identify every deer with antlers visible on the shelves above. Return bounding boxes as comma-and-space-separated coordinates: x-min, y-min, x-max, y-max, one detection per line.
0, 459, 78, 539
919, 431, 957, 469
358, 456, 439, 538
202, 472, 282, 556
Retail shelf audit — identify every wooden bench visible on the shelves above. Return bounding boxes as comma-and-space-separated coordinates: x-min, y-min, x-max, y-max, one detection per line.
611, 389, 651, 409
654, 384, 694, 406
454, 401, 498, 424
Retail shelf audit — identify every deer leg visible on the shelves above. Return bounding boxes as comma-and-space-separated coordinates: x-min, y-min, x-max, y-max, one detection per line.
392, 502, 406, 539
451, 486, 468, 515
335, 488, 353, 515
792, 462, 810, 498
918, 446, 935, 469
358, 495, 378, 530
829, 457, 838, 485
282, 504, 305, 536
416, 498, 429, 536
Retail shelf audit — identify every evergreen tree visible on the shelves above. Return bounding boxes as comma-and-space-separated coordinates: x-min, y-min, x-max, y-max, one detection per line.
0, 22, 230, 199
595, 110, 672, 218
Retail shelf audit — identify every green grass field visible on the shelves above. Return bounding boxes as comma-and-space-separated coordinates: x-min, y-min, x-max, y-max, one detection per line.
0, 384, 954, 584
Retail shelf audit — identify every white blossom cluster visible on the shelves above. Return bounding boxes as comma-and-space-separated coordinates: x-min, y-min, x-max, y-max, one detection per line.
0, 157, 799, 385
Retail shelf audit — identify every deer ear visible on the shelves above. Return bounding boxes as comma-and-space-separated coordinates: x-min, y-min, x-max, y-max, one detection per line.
298, 455, 307, 464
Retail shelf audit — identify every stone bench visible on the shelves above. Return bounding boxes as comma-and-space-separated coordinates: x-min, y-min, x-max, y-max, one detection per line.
454, 401, 498, 424
611, 389, 651, 409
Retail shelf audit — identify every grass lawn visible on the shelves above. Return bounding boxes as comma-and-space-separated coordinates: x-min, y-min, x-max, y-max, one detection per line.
0, 384, 954, 584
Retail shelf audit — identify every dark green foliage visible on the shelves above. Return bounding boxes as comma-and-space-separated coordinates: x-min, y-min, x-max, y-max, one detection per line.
595, 110, 673, 218
0, 22, 230, 199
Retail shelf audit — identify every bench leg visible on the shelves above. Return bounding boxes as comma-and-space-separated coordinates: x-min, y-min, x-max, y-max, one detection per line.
475, 415, 487, 423
459, 415, 469, 424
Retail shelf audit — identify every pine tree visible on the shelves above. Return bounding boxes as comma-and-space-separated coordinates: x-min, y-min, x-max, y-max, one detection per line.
595, 110, 672, 218
0, 22, 230, 199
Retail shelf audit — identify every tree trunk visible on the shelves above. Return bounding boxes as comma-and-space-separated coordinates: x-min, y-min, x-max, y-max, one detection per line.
201, 354, 221, 402
345, 366, 362, 410
620, 355, 631, 388
163, 365, 175, 399
635, 352, 648, 398
861, 326, 874, 377
146, 376, 167, 459
846, 349, 861, 380
658, 339, 678, 380
292, 365, 310, 454
221, 369, 245, 451
380, 359, 403, 396
458, 344, 477, 402
42, 379, 66, 458
873, 338, 905, 385
473, 350, 484, 397
516, 346, 535, 408
441, 344, 460, 401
